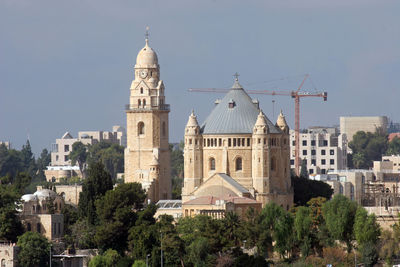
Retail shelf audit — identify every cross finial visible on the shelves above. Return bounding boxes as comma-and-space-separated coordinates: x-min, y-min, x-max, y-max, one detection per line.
233, 72, 240, 81
145, 26, 150, 44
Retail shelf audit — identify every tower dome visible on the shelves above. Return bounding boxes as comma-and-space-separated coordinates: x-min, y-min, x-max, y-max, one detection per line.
135, 39, 158, 68
276, 110, 289, 134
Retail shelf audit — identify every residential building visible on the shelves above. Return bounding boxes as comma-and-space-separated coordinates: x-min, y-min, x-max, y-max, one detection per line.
182, 78, 293, 210
340, 116, 388, 142
290, 127, 347, 175
124, 36, 171, 202
0, 141, 10, 149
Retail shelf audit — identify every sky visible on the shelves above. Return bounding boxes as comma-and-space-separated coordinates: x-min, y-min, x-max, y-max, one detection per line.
1, 0, 399, 155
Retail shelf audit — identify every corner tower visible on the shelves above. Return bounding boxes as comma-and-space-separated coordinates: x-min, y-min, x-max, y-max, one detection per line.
125, 36, 171, 202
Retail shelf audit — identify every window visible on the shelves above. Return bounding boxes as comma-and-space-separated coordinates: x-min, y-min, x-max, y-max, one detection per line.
1, 259, 5, 267
302, 150, 307, 156
138, 122, 145, 135
143, 99, 146, 107
309, 169, 314, 174
311, 159, 316, 165
162, 122, 166, 137
302, 140, 307, 146
56, 155, 59, 161
330, 149, 334, 155
64, 155, 68, 161
209, 158, 215, 171
27, 223, 31, 231
323, 140, 328, 146
321, 159, 326, 165
236, 157, 242, 171
321, 150, 326, 155
311, 140, 316, 146
228, 138, 231, 147
311, 150, 316, 155
247, 138, 250, 146
292, 141, 296, 146
271, 157, 276, 171
140, 87, 143, 94
64, 145, 69, 152
330, 159, 335, 165
138, 99, 141, 106
219, 138, 222, 146
290, 159, 294, 165
233, 139, 236, 146
321, 169, 326, 174
37, 223, 41, 233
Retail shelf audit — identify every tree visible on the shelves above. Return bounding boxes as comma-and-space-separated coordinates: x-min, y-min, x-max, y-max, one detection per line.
95, 183, 146, 253
352, 152, 366, 169
170, 142, 184, 199
379, 229, 400, 265
87, 142, 125, 179
36, 148, 51, 181
70, 219, 97, 249
78, 162, 113, 224
158, 215, 185, 266
292, 176, 333, 206
354, 207, 380, 267
0, 144, 24, 177
0, 185, 24, 242
387, 136, 400, 155
294, 206, 313, 257
20, 140, 37, 177
17, 232, 50, 267
70, 142, 88, 178
300, 158, 308, 178
322, 195, 358, 252
222, 212, 243, 248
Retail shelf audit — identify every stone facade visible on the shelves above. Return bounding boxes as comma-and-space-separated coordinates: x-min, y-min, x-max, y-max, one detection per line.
0, 243, 19, 267
19, 189, 64, 241
37, 184, 82, 206
44, 166, 82, 183
182, 79, 293, 210
124, 38, 171, 202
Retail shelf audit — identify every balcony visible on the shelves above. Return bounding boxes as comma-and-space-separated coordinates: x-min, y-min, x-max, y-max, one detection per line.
125, 104, 170, 112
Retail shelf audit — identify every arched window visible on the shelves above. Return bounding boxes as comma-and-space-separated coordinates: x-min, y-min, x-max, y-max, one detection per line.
138, 122, 145, 135
27, 223, 31, 231
162, 122, 166, 137
37, 223, 41, 233
143, 99, 146, 107
271, 157, 276, 171
236, 157, 242, 171
138, 99, 141, 107
1, 259, 6, 267
140, 87, 143, 94
209, 158, 216, 171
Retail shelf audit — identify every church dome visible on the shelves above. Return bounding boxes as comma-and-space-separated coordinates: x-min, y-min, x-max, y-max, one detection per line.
201, 78, 281, 134
21, 194, 38, 202
135, 39, 158, 68
34, 189, 57, 200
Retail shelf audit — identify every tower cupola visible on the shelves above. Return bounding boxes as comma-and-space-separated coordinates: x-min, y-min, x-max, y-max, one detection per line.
185, 110, 200, 136
253, 110, 269, 135
135, 39, 159, 68
276, 110, 289, 134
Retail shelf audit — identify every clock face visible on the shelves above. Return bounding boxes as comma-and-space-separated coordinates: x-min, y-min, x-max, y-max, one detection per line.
140, 70, 148, 79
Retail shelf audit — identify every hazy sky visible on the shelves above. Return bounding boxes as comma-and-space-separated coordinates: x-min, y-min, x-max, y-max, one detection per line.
1, 0, 399, 155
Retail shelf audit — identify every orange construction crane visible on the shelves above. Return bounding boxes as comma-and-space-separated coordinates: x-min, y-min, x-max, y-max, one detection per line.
188, 74, 327, 176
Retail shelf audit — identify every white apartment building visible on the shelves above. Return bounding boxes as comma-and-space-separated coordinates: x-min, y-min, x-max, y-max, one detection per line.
50, 126, 126, 166
290, 127, 347, 175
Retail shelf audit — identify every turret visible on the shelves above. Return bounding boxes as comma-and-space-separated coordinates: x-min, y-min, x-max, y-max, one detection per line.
276, 110, 289, 134
182, 110, 203, 202
252, 110, 269, 202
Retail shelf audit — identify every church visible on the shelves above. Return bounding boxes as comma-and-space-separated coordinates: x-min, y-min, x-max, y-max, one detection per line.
182, 78, 294, 213
124, 34, 293, 213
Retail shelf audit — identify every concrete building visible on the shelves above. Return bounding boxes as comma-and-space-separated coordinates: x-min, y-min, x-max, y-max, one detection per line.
0, 243, 19, 267
124, 37, 171, 202
290, 127, 347, 175
45, 166, 82, 183
182, 78, 293, 210
19, 189, 64, 241
340, 116, 388, 142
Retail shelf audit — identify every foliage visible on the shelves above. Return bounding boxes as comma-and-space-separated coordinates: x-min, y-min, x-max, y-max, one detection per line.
170, 142, 184, 199
17, 232, 50, 267
78, 162, 113, 224
87, 142, 125, 179
69, 142, 88, 178
354, 207, 380, 246
0, 184, 24, 242
70, 219, 97, 249
292, 176, 333, 206
158, 215, 185, 266
322, 195, 357, 252
35, 148, 51, 181
294, 206, 313, 257
95, 183, 146, 253
387, 136, 400, 155
89, 249, 121, 267
379, 229, 400, 265
304, 247, 355, 267
131, 260, 146, 267
349, 130, 388, 168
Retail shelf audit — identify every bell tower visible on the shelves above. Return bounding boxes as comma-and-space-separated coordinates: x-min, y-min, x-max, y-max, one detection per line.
124, 34, 171, 202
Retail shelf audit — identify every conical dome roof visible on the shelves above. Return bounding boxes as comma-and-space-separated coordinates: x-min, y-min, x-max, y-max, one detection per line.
255, 110, 268, 127
135, 39, 158, 68
150, 156, 159, 166
186, 110, 200, 127
276, 110, 288, 128
201, 79, 280, 134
